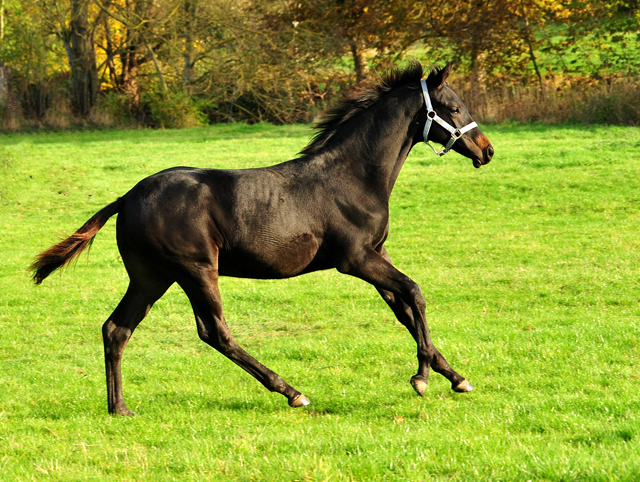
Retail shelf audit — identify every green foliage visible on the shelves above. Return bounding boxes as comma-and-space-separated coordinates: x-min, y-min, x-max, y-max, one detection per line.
139, 89, 207, 129
0, 0, 67, 81
538, 27, 640, 78
98, 92, 138, 127
1, 124, 640, 480
1, 0, 639, 128
0, 0, 70, 122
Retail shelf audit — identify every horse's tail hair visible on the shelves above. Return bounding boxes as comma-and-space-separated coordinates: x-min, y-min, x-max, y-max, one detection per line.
30, 198, 124, 285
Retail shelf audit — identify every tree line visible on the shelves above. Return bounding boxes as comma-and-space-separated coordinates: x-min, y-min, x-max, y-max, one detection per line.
0, 0, 638, 128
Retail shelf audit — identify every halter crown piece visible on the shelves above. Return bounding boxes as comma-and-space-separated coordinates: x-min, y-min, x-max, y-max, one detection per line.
420, 79, 478, 156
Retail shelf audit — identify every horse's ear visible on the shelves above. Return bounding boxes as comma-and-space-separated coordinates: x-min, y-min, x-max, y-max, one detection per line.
428, 62, 454, 91
441, 62, 454, 85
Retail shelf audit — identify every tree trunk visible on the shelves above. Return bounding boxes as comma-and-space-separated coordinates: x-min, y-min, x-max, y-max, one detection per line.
69, 0, 98, 116
117, 0, 156, 99
183, 0, 198, 93
520, 0, 544, 95
102, 17, 120, 89
469, 45, 483, 90
350, 40, 365, 84
144, 37, 167, 93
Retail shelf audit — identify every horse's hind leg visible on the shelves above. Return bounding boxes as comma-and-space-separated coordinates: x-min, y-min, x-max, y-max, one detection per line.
179, 263, 309, 408
103, 250, 172, 415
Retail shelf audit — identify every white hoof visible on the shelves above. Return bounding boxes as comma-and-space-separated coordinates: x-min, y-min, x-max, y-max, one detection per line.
289, 394, 310, 407
453, 379, 475, 392
411, 378, 428, 397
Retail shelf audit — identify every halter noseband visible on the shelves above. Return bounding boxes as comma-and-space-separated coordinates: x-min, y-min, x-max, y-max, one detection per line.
420, 79, 478, 157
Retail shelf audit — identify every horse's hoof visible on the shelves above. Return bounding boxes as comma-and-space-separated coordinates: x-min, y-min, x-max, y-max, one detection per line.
411, 377, 428, 397
111, 408, 136, 416
453, 379, 475, 393
289, 393, 310, 407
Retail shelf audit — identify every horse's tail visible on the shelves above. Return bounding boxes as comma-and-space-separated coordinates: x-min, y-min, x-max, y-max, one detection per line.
30, 198, 124, 285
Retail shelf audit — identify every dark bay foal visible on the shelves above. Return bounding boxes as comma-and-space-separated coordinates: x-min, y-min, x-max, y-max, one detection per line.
31, 61, 494, 415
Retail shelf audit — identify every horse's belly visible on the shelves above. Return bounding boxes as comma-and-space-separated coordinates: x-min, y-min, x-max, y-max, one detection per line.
218, 232, 321, 279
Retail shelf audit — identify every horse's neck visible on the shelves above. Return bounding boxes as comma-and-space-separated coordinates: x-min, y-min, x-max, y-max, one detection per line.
382, 129, 418, 196
298, 89, 421, 201
344, 94, 420, 198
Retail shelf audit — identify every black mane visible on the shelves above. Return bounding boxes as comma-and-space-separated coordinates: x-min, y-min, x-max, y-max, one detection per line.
300, 61, 428, 156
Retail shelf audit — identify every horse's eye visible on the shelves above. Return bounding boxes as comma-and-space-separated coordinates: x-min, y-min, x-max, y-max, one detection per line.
452, 107, 460, 114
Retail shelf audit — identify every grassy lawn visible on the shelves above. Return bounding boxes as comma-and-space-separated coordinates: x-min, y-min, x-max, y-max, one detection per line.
1, 122, 639, 481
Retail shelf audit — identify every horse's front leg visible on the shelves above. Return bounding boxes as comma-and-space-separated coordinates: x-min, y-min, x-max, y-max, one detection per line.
347, 247, 473, 395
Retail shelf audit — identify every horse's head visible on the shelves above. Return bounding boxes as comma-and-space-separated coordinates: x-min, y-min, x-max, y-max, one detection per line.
418, 62, 494, 168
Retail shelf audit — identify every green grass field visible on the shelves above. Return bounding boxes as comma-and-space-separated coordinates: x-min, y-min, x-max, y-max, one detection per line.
1, 123, 639, 481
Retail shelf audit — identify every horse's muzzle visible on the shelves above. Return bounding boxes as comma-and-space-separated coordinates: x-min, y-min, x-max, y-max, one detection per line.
473, 142, 494, 168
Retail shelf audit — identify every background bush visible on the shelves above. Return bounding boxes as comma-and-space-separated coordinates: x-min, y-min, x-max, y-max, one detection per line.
0, 0, 638, 129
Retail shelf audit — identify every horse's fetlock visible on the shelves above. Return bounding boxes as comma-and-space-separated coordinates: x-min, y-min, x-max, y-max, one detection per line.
268, 374, 286, 392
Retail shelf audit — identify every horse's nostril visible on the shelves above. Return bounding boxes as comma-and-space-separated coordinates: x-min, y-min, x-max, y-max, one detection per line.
487, 145, 495, 160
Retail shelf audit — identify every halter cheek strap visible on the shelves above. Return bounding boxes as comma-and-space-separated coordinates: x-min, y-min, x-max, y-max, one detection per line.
421, 79, 478, 157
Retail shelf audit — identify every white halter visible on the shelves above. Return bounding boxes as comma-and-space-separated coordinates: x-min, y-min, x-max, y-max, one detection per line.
420, 79, 477, 157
